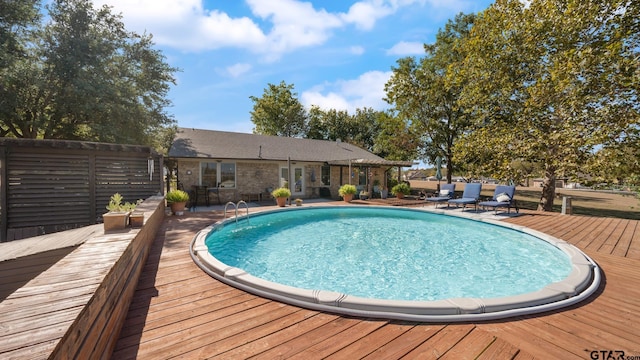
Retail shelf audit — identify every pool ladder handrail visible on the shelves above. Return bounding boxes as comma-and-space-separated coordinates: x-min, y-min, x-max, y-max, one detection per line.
224, 201, 249, 223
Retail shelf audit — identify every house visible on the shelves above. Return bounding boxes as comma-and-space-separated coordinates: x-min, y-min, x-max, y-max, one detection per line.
167, 128, 414, 204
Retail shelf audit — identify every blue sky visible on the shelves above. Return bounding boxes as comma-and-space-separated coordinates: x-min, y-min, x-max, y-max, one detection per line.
91, 0, 494, 134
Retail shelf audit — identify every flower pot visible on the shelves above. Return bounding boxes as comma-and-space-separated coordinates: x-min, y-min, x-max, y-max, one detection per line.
129, 212, 144, 228
380, 189, 388, 199
275, 197, 287, 207
103, 212, 130, 232
396, 193, 405, 199
342, 193, 354, 203
170, 201, 187, 215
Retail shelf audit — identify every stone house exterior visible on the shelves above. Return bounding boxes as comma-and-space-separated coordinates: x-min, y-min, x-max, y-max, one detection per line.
167, 128, 413, 204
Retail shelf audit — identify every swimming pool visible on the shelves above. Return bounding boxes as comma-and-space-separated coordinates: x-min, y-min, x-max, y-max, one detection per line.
190, 206, 600, 322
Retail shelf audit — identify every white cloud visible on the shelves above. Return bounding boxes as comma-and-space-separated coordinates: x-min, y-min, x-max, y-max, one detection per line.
93, 0, 265, 51
91, 0, 425, 57
386, 41, 424, 55
92, 0, 480, 61
340, 1, 395, 30
301, 70, 393, 113
246, 0, 343, 55
226, 63, 252, 78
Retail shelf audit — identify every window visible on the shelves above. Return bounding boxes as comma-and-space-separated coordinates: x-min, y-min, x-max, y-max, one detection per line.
321, 165, 330, 185
201, 162, 217, 187
220, 163, 235, 188
200, 161, 235, 188
280, 168, 289, 188
358, 168, 367, 185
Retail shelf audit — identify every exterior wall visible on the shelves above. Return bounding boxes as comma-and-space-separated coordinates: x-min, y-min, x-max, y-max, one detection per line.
329, 165, 386, 199
176, 158, 386, 202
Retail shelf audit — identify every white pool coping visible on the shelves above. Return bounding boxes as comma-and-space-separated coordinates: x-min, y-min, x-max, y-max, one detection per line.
190, 205, 601, 322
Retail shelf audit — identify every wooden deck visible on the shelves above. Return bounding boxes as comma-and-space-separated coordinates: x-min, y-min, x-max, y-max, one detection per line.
109, 204, 640, 359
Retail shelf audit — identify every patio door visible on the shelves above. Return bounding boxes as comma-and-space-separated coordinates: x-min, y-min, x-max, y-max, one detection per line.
280, 166, 304, 196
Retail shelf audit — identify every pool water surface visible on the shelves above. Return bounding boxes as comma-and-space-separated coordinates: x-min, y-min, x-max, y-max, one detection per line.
206, 207, 571, 301
191, 206, 600, 322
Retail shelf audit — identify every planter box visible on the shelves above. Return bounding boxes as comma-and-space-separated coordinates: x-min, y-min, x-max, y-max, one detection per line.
129, 212, 145, 228
103, 212, 130, 232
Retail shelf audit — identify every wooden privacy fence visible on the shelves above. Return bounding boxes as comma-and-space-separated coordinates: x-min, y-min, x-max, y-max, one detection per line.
0, 138, 164, 242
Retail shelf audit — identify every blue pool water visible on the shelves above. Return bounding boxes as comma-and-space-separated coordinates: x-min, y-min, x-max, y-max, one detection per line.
205, 207, 572, 302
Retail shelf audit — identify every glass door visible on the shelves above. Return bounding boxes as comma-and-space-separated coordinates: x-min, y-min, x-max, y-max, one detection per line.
280, 166, 304, 196
292, 167, 303, 196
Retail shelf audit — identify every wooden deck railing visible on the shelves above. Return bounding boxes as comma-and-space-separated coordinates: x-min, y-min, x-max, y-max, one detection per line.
0, 196, 165, 359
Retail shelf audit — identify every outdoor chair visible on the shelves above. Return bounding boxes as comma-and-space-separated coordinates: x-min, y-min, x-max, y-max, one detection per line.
447, 183, 482, 211
478, 185, 519, 214
424, 183, 456, 208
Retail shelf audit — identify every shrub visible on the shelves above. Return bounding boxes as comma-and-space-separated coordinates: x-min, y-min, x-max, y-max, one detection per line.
166, 189, 190, 203
391, 182, 411, 195
271, 187, 291, 198
338, 184, 357, 196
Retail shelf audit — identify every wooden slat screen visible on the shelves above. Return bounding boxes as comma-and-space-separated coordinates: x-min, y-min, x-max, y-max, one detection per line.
0, 139, 163, 242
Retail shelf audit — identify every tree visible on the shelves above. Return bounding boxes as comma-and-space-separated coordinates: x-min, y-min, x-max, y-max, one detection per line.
306, 106, 384, 153
456, 0, 639, 211
0, 0, 178, 145
384, 13, 475, 183
373, 111, 420, 161
250, 81, 307, 137
0, 0, 40, 69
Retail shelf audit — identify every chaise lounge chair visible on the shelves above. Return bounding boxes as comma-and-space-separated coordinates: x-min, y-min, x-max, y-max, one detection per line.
447, 183, 482, 211
478, 185, 519, 214
424, 183, 456, 208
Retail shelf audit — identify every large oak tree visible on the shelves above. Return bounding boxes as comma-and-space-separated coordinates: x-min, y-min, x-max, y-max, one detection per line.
456, 0, 639, 211
0, 0, 178, 147
384, 13, 475, 183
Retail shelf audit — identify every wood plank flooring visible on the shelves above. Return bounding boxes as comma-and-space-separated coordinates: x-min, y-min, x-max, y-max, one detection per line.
108, 206, 640, 359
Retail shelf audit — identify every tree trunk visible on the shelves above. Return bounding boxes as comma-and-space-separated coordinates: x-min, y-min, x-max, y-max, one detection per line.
538, 168, 556, 211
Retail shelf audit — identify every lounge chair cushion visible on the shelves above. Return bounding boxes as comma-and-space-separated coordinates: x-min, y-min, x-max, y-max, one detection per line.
496, 193, 511, 202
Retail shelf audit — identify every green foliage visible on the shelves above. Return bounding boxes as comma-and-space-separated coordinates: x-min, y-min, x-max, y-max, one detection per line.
454, 0, 639, 211
338, 184, 357, 196
0, 1, 40, 71
271, 187, 291, 198
391, 182, 411, 195
165, 190, 189, 203
250, 81, 307, 137
0, 0, 178, 147
372, 111, 420, 161
306, 106, 392, 156
385, 13, 475, 180
106, 193, 139, 212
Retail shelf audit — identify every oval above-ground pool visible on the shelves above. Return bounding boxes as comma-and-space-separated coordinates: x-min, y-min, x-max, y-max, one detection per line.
190, 206, 600, 322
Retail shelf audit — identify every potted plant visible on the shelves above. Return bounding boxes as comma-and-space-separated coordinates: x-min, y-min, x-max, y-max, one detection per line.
271, 187, 291, 207
338, 184, 357, 202
294, 198, 303, 206
166, 189, 190, 215
103, 193, 135, 232
392, 183, 411, 199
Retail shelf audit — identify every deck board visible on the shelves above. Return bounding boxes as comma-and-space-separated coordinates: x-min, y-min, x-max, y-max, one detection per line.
4, 202, 640, 359
105, 207, 640, 359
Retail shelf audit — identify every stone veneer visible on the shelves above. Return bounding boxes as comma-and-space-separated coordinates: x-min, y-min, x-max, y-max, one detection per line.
176, 159, 386, 202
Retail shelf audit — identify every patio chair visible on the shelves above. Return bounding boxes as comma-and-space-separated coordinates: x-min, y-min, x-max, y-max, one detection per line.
447, 183, 482, 211
478, 185, 519, 214
424, 183, 456, 208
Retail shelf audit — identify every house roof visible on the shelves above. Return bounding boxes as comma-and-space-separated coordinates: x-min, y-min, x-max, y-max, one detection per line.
169, 128, 414, 167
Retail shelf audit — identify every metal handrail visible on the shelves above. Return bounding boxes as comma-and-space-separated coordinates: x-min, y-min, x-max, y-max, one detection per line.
223, 201, 249, 223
